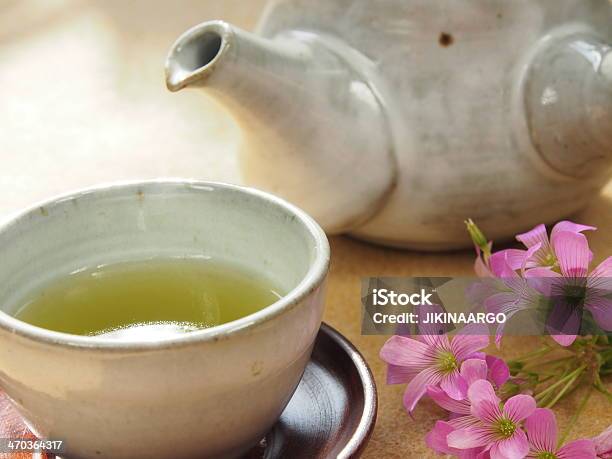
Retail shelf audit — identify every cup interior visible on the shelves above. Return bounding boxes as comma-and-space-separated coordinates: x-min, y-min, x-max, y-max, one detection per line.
0, 181, 327, 342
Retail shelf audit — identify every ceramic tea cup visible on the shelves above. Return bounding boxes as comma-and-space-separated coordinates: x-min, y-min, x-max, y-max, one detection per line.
0, 180, 329, 459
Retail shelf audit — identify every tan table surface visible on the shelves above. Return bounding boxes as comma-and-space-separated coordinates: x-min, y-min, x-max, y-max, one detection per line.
1, 2, 610, 457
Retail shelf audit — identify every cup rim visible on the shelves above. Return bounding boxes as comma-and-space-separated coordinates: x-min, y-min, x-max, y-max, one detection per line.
0, 179, 330, 352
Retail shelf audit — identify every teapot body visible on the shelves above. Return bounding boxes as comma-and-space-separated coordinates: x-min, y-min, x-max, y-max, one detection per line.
253, 0, 612, 249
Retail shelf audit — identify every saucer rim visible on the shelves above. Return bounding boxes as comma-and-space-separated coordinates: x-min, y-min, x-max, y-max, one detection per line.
319, 323, 378, 459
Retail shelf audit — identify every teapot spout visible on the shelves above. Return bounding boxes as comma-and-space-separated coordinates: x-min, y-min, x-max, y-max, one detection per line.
165, 21, 396, 233
524, 30, 612, 178
165, 22, 228, 92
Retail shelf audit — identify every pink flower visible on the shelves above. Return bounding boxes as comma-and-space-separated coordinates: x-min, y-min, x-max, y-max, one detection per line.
488, 249, 538, 277
447, 380, 536, 459
525, 231, 612, 345
593, 425, 612, 458
427, 359, 489, 418
474, 242, 495, 278
426, 420, 458, 455
427, 358, 509, 418
474, 244, 539, 279
467, 218, 550, 279
380, 333, 489, 413
482, 244, 543, 346
516, 221, 596, 270
426, 421, 487, 458
469, 220, 596, 278
525, 408, 596, 458
426, 359, 512, 457
485, 355, 511, 388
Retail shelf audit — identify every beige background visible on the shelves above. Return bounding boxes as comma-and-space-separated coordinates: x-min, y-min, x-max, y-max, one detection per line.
0, 1, 610, 457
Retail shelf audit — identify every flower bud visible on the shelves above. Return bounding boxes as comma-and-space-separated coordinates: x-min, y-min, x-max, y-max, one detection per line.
465, 219, 489, 251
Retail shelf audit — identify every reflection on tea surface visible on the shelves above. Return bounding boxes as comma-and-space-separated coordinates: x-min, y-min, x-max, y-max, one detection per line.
15, 258, 283, 340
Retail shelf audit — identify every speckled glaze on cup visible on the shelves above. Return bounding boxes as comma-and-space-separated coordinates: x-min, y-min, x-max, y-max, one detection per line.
0, 180, 330, 459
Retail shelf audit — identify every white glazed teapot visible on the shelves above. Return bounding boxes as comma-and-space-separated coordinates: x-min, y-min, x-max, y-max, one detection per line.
165, 0, 612, 250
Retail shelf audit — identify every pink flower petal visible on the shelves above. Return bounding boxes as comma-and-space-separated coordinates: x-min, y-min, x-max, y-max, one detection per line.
379, 335, 435, 369
490, 249, 529, 275
460, 448, 488, 459
485, 292, 521, 316
468, 380, 502, 423
475, 256, 494, 278
550, 334, 577, 346
485, 355, 510, 388
585, 296, 612, 331
451, 333, 490, 362
474, 244, 495, 278
545, 298, 582, 345
490, 428, 529, 459
497, 260, 523, 282
484, 292, 525, 347
417, 308, 452, 345
588, 258, 612, 329
448, 426, 496, 450
593, 425, 612, 458
425, 420, 458, 455
449, 414, 483, 430
472, 400, 503, 426
590, 256, 612, 278
551, 231, 593, 277
516, 224, 549, 250
524, 268, 562, 296
467, 279, 501, 305
468, 380, 500, 405
454, 450, 488, 459
521, 242, 544, 274
503, 394, 536, 422
468, 351, 487, 361
525, 267, 560, 277
403, 366, 443, 413
441, 370, 469, 401
386, 364, 418, 384
427, 386, 471, 415
557, 439, 596, 459
551, 221, 596, 241
461, 358, 488, 386
417, 333, 448, 348
524, 408, 557, 453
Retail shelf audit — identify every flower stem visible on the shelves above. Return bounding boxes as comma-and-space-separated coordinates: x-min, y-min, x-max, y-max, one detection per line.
525, 349, 554, 362
543, 366, 586, 409
593, 380, 612, 402
558, 385, 593, 446
535, 365, 585, 403
511, 345, 552, 363
523, 355, 573, 371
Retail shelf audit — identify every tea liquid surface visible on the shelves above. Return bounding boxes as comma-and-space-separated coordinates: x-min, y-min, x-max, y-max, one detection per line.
14, 258, 282, 340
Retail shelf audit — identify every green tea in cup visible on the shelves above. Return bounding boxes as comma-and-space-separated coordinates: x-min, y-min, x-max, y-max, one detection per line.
14, 257, 283, 339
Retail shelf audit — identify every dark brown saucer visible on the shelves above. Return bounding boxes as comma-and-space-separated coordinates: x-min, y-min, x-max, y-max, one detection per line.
244, 323, 378, 459
0, 323, 377, 459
